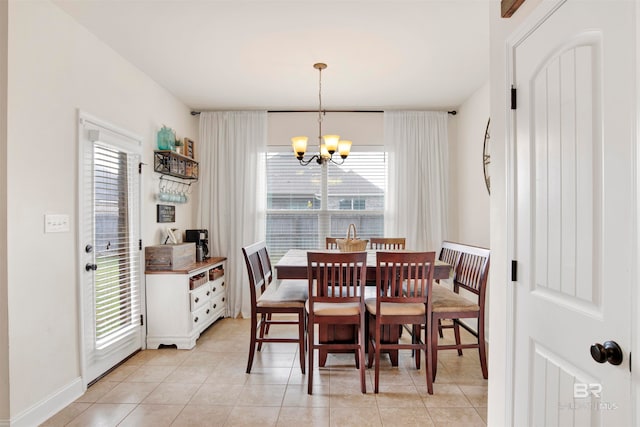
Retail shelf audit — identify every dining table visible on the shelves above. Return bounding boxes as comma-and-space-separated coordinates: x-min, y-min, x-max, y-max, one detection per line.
274, 249, 453, 367
275, 249, 452, 282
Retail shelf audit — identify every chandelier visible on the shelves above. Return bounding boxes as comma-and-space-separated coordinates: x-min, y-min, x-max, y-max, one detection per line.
291, 63, 352, 165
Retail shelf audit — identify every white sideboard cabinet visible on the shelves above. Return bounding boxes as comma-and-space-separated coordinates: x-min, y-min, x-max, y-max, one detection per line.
145, 256, 226, 349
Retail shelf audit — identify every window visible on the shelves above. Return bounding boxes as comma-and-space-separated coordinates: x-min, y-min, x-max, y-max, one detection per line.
93, 144, 140, 345
266, 149, 386, 261
79, 112, 142, 385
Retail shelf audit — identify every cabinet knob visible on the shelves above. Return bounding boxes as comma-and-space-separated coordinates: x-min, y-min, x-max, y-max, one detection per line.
194, 316, 199, 323
206, 291, 210, 296
206, 309, 210, 314
194, 297, 199, 303
213, 304, 217, 309
222, 297, 225, 302
221, 282, 225, 287
212, 287, 216, 292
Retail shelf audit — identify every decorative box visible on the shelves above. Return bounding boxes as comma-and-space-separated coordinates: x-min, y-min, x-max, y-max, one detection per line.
145, 243, 195, 271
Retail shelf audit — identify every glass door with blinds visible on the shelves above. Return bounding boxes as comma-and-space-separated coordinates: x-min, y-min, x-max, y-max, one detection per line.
78, 112, 143, 386
266, 148, 386, 262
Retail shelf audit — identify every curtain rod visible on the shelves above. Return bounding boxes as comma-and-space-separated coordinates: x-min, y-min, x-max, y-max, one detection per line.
190, 109, 457, 116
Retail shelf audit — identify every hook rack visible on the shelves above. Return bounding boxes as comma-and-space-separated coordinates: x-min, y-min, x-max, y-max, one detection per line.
157, 175, 192, 203
159, 175, 192, 193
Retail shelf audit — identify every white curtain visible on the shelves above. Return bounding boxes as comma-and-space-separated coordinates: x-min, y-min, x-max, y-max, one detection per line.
197, 111, 267, 318
384, 111, 449, 251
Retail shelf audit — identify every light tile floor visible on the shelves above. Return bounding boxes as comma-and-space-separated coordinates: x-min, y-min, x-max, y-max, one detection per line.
41, 318, 487, 426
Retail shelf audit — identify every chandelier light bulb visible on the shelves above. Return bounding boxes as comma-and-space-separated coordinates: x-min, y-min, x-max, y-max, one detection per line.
323, 135, 340, 154
320, 144, 331, 159
338, 140, 352, 158
291, 136, 308, 158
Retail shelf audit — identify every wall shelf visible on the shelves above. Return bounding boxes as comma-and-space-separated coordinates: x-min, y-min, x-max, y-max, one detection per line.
154, 150, 199, 180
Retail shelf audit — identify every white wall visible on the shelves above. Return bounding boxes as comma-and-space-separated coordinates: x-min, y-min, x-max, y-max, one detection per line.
451, 82, 490, 247
268, 111, 383, 148
6, 0, 197, 424
0, 0, 9, 424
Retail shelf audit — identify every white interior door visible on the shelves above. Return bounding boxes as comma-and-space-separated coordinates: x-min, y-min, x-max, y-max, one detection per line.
511, 1, 634, 425
78, 112, 143, 386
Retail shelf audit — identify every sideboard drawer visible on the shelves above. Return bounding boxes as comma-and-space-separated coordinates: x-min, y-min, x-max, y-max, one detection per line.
190, 283, 210, 311
192, 304, 210, 329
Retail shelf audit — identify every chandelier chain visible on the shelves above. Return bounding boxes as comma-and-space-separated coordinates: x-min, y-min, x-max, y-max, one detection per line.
318, 66, 323, 143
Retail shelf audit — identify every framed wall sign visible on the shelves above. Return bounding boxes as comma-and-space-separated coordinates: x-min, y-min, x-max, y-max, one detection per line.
184, 138, 195, 159
156, 204, 175, 223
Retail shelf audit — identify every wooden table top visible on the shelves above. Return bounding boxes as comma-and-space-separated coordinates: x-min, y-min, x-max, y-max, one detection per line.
274, 249, 451, 281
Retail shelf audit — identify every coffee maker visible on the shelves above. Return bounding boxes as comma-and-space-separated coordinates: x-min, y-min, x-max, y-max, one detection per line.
185, 229, 209, 261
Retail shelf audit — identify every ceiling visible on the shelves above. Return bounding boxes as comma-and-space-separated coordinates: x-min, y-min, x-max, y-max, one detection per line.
53, 0, 490, 112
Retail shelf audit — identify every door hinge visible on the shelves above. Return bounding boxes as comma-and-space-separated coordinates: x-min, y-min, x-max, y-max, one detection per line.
630, 352, 632, 372
511, 260, 518, 281
139, 239, 142, 250
140, 314, 144, 326
511, 86, 517, 110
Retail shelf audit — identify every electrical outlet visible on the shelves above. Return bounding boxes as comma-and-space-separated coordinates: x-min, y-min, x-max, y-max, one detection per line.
45, 214, 70, 233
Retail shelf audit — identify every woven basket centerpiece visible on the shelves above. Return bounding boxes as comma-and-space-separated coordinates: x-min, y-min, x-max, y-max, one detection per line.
336, 224, 368, 252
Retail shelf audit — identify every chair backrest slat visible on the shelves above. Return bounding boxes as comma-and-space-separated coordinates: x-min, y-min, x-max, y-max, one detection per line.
307, 251, 367, 302
242, 241, 272, 304
370, 237, 406, 250
376, 251, 435, 304
325, 237, 339, 250
452, 245, 490, 296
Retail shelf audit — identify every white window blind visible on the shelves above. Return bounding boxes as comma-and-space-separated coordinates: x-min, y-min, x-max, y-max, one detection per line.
93, 143, 141, 347
327, 150, 386, 241
266, 150, 386, 261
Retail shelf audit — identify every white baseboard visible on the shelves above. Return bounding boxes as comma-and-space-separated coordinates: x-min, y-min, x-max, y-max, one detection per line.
9, 377, 83, 427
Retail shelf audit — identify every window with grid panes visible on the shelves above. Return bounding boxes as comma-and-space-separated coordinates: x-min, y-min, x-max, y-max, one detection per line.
266, 149, 386, 262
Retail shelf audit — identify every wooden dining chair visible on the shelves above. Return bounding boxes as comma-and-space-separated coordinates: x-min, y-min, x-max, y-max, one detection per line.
306, 251, 368, 394
430, 245, 490, 380
242, 241, 308, 374
365, 251, 436, 394
370, 237, 406, 250
325, 237, 339, 250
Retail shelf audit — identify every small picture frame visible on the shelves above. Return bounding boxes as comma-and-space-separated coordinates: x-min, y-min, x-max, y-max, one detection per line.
184, 138, 195, 159
156, 204, 176, 223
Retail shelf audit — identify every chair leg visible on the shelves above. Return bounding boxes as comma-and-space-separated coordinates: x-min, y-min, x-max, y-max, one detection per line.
264, 313, 272, 335
246, 313, 258, 374
413, 324, 421, 370
374, 319, 381, 393
478, 317, 488, 379
431, 318, 439, 384
359, 322, 367, 394
425, 318, 434, 395
298, 310, 306, 374
307, 317, 314, 395
453, 320, 463, 356
367, 315, 374, 369
257, 313, 267, 351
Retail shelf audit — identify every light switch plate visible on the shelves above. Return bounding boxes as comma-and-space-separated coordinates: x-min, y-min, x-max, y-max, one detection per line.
45, 214, 70, 233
